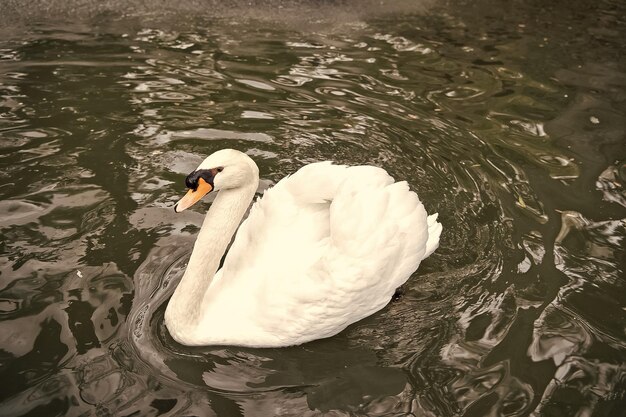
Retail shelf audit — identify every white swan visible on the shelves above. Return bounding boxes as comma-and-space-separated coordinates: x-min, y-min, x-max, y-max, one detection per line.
164, 149, 442, 347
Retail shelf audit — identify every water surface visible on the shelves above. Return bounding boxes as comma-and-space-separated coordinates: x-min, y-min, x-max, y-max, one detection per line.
0, 0, 625, 416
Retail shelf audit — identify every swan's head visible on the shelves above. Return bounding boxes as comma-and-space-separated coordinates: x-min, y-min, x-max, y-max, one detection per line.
174, 149, 259, 213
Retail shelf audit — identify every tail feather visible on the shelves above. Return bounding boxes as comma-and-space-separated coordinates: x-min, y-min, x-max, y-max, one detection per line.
424, 213, 442, 258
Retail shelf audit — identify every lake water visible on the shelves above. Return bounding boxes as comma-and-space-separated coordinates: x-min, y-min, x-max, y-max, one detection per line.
0, 0, 625, 416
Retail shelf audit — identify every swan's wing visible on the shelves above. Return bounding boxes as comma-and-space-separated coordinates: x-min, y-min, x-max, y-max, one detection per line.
314, 167, 441, 326
204, 162, 441, 345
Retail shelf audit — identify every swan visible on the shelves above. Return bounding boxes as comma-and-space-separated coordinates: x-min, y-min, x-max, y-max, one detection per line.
164, 149, 442, 347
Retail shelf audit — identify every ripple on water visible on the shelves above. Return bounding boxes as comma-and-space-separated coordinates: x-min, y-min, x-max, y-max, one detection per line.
0, 4, 625, 416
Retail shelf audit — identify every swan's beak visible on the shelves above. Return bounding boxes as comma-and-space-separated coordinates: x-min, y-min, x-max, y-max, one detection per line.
174, 177, 213, 213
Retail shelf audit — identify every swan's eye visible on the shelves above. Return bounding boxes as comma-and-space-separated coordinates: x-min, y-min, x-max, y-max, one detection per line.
216, 167, 224, 172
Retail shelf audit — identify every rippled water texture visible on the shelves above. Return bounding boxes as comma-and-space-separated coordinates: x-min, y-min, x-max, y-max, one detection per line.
1, 0, 625, 416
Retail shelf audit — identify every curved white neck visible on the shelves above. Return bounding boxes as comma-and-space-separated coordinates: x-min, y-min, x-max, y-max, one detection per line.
165, 181, 257, 341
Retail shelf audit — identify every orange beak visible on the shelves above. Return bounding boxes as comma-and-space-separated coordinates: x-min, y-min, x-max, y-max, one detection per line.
174, 177, 213, 213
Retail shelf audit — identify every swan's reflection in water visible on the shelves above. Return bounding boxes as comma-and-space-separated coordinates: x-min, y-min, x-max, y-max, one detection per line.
123, 190, 502, 415
129, 237, 413, 414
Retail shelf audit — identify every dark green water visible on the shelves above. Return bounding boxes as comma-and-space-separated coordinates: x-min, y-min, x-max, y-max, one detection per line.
0, 1, 625, 416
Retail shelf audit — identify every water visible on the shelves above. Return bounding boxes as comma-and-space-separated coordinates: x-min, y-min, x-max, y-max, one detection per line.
0, 0, 625, 416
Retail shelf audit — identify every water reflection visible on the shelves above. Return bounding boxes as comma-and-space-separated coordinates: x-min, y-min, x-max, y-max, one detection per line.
1, 0, 625, 416
0, 262, 132, 414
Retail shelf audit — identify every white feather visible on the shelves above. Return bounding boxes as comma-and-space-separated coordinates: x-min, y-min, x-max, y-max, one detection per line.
164, 150, 442, 347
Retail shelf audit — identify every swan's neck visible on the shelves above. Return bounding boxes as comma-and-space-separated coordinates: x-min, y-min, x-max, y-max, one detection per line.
165, 182, 257, 341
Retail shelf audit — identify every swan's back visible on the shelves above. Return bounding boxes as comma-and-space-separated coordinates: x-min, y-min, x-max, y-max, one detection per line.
200, 162, 442, 347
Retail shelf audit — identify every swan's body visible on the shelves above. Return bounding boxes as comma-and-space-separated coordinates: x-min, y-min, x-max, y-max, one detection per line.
164, 149, 442, 347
